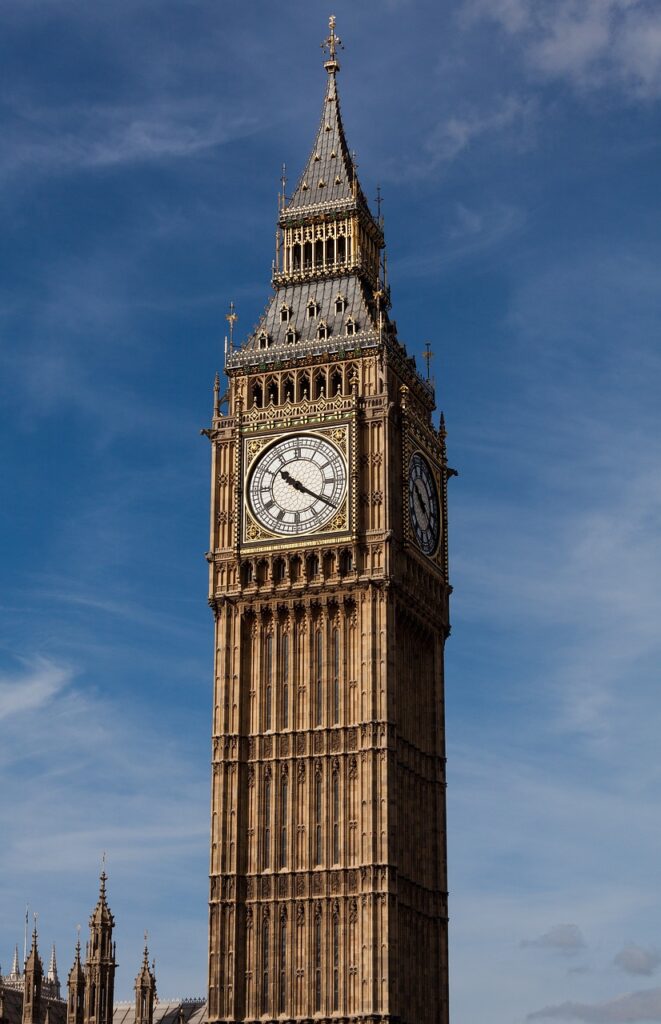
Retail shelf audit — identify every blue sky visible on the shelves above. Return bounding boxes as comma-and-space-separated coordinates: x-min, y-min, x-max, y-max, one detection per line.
1, 0, 661, 1020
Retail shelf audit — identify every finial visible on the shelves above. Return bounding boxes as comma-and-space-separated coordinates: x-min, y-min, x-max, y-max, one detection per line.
423, 342, 433, 381
213, 372, 220, 418
226, 301, 238, 350
375, 186, 382, 220
321, 15, 343, 72
280, 163, 287, 210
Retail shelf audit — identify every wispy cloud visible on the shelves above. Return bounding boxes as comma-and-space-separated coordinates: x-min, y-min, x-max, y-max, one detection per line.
0, 96, 258, 183
614, 946, 661, 978
464, 0, 661, 99
0, 657, 72, 721
528, 987, 661, 1022
522, 924, 587, 955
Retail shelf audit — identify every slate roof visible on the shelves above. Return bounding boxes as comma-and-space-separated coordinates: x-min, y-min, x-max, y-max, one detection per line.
0, 990, 205, 1024
242, 274, 377, 355
112, 1001, 206, 1024
284, 66, 363, 215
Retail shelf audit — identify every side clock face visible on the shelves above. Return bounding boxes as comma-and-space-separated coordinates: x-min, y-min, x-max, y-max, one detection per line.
248, 434, 347, 536
408, 452, 440, 555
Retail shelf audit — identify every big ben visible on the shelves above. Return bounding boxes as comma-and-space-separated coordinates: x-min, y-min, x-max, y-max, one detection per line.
205, 18, 451, 1024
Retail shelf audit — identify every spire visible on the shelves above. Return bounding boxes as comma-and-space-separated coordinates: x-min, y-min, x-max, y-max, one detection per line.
67, 942, 85, 1024
22, 926, 43, 1024
84, 871, 116, 1024
285, 17, 365, 214
68, 942, 84, 984
47, 944, 59, 984
25, 926, 41, 973
11, 944, 21, 979
47, 943, 61, 1000
89, 871, 114, 930
134, 939, 156, 1024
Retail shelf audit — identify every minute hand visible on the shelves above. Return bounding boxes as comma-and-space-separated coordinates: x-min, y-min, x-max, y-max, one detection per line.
280, 469, 337, 508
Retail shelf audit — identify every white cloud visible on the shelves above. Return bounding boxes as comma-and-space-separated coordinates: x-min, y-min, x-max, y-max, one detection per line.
522, 924, 587, 955
527, 987, 661, 1022
0, 658, 71, 721
465, 0, 661, 98
0, 96, 257, 183
614, 946, 661, 977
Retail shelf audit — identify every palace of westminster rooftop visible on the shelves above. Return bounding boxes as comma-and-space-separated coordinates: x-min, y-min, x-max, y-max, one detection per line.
0, 874, 205, 1024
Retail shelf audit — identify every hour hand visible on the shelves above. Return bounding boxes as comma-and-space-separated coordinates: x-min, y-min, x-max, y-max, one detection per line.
280, 469, 336, 508
281, 469, 305, 492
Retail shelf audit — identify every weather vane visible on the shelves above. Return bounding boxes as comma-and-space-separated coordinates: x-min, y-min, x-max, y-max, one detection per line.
321, 15, 343, 64
226, 301, 238, 350
423, 342, 433, 381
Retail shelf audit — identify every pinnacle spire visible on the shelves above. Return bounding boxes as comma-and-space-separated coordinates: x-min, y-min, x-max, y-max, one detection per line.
47, 943, 59, 983
11, 943, 21, 978
285, 18, 365, 215
321, 14, 343, 73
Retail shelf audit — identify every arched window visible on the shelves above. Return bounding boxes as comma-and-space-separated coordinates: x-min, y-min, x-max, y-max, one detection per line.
279, 917, 287, 1015
317, 321, 328, 342
285, 328, 297, 345
315, 771, 323, 866
258, 330, 270, 349
263, 777, 271, 869
264, 634, 273, 731
332, 768, 340, 864
337, 235, 346, 263
326, 237, 335, 264
332, 627, 340, 725
280, 305, 290, 323
267, 379, 278, 405
331, 368, 342, 395
345, 317, 356, 337
292, 243, 301, 270
307, 300, 318, 319
315, 630, 323, 726
303, 241, 312, 268
332, 912, 340, 1010
335, 295, 346, 314
282, 633, 289, 728
280, 776, 288, 867
314, 913, 322, 1012
315, 239, 324, 266
262, 917, 270, 1013
251, 382, 263, 408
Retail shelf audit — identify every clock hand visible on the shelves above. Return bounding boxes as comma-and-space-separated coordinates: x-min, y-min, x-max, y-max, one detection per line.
414, 480, 429, 516
280, 469, 337, 508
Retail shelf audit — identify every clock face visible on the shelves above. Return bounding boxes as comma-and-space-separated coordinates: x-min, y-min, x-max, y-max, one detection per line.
248, 434, 347, 537
408, 452, 440, 555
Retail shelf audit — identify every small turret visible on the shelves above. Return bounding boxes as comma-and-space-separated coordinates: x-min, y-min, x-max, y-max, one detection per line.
67, 942, 85, 1024
83, 872, 116, 1024
22, 927, 43, 1024
134, 942, 156, 1024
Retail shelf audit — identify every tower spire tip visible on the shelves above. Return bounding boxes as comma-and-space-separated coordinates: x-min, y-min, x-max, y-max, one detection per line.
321, 14, 343, 72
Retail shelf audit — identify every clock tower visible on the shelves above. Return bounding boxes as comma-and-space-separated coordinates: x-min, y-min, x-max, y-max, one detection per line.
205, 19, 451, 1024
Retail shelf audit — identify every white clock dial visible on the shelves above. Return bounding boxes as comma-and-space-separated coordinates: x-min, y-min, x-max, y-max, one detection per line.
408, 452, 440, 555
248, 434, 347, 536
